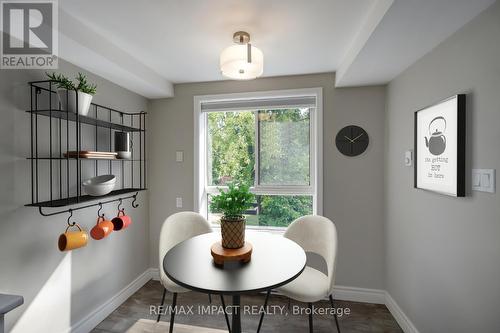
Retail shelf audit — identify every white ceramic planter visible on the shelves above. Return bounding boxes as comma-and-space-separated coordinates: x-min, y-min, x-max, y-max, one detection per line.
57, 89, 93, 116
77, 91, 93, 116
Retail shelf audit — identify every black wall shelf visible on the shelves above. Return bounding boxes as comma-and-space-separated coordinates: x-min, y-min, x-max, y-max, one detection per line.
26, 80, 147, 216
27, 157, 143, 161
26, 109, 144, 132
26, 188, 146, 208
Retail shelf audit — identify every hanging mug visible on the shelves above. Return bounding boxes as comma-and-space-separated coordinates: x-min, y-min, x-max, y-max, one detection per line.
90, 215, 114, 240
112, 209, 132, 231
58, 224, 88, 251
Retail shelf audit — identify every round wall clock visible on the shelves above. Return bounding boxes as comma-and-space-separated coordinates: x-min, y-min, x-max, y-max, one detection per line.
335, 125, 369, 157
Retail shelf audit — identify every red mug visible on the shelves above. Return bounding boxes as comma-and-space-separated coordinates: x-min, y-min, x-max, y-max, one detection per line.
112, 209, 132, 231
90, 216, 114, 240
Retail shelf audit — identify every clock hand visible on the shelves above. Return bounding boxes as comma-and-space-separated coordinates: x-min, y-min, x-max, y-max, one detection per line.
344, 135, 354, 143
352, 133, 364, 142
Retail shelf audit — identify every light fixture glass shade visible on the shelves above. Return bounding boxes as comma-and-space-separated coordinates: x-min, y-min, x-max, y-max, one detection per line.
220, 44, 264, 80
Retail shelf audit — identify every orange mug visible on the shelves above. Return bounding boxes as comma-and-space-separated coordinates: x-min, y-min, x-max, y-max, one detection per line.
58, 224, 88, 251
112, 209, 132, 231
90, 215, 114, 240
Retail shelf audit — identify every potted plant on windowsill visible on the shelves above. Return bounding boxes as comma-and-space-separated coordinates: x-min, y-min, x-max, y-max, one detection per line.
46, 72, 97, 116
210, 182, 255, 249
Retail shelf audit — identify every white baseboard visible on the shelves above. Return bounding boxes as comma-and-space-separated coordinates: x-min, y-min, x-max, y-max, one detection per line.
150, 268, 160, 281
86, 268, 418, 333
333, 285, 386, 304
331, 286, 420, 333
70, 268, 156, 333
385, 292, 420, 333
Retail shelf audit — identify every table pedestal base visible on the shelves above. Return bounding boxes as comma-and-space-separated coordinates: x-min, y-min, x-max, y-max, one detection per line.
232, 295, 241, 333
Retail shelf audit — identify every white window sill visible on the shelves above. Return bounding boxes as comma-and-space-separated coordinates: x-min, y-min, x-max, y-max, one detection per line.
211, 224, 286, 235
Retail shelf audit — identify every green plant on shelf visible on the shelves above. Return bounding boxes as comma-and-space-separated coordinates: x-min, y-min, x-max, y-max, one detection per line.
46, 72, 97, 95
46, 72, 76, 90
210, 182, 255, 220
76, 72, 97, 95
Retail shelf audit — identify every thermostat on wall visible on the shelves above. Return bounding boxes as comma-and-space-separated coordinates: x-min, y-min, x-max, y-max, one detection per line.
405, 150, 413, 167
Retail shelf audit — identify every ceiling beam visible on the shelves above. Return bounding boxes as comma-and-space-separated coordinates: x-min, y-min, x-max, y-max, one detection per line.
59, 9, 174, 98
335, 0, 394, 87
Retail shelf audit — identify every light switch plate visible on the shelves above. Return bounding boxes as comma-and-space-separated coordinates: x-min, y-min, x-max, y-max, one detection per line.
176, 197, 183, 208
176, 151, 184, 162
472, 172, 481, 187
472, 169, 495, 193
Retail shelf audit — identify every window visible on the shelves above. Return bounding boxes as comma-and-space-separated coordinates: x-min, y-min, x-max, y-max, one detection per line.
195, 88, 322, 229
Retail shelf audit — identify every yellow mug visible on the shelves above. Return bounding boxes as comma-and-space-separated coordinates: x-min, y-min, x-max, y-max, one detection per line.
58, 224, 88, 251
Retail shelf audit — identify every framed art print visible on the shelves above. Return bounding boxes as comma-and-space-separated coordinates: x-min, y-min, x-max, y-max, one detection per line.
414, 94, 466, 197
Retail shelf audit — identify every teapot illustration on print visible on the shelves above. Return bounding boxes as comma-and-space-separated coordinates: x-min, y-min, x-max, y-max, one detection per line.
425, 116, 446, 156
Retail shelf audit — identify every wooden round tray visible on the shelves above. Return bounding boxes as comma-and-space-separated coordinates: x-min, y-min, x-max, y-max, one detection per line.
211, 241, 252, 266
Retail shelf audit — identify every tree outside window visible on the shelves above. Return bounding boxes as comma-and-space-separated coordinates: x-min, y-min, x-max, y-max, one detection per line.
207, 108, 313, 227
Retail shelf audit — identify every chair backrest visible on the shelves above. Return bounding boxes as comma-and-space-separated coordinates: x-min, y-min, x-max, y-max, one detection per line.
159, 212, 212, 282
284, 215, 338, 294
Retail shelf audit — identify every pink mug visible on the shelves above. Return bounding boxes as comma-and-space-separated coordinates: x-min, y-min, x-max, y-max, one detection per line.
112, 209, 132, 231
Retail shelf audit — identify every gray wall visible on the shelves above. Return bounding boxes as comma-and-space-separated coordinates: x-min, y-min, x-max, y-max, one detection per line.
0, 60, 150, 332
385, 2, 500, 332
149, 73, 386, 289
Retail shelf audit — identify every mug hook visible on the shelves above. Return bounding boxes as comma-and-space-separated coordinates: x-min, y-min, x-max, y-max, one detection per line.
131, 193, 139, 208
117, 198, 123, 212
97, 203, 104, 218
67, 209, 76, 227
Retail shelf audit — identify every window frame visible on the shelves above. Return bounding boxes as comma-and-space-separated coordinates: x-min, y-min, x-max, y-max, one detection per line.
194, 88, 323, 229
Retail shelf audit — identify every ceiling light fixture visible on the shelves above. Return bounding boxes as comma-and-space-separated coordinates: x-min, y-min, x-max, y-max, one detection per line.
220, 31, 263, 80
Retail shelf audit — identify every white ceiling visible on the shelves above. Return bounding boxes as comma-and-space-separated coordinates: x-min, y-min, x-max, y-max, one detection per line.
58, 0, 496, 98
335, 0, 497, 87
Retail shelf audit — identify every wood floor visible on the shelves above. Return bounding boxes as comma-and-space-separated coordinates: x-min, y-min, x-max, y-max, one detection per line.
93, 280, 402, 333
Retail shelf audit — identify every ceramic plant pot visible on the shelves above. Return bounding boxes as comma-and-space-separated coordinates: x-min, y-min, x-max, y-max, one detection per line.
220, 216, 245, 249
57, 90, 93, 116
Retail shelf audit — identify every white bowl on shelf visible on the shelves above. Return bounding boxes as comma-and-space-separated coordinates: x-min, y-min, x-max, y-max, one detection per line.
83, 175, 116, 196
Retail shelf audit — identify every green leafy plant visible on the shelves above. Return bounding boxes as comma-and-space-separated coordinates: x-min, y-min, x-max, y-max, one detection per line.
46, 72, 76, 90
76, 72, 97, 95
210, 182, 255, 220
46, 72, 97, 95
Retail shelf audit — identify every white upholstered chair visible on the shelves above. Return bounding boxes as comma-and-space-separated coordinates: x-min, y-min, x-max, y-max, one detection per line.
276, 215, 341, 333
158, 212, 230, 332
